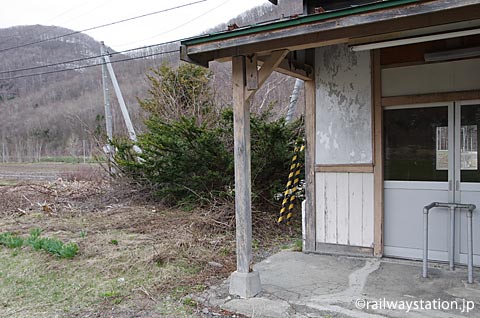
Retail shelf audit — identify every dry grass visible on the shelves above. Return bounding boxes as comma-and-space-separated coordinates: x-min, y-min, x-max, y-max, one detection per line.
0, 179, 300, 317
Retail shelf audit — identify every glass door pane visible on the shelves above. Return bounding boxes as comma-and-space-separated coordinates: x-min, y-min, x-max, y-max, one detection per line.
460, 104, 480, 182
384, 106, 449, 181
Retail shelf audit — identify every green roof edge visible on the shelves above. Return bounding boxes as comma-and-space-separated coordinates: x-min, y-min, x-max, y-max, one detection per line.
181, 0, 419, 46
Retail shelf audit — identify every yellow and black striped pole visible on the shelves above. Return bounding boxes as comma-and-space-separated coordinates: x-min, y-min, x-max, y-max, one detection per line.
278, 141, 304, 224
286, 143, 304, 223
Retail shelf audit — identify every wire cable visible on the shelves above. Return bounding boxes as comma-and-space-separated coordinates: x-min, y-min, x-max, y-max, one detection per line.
0, 39, 180, 75
0, 0, 278, 76
114, 0, 232, 49
0, 0, 226, 76
0, 0, 206, 54
52, 0, 114, 27
0, 49, 178, 81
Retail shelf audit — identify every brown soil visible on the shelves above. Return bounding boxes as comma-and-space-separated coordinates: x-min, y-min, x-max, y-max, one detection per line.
0, 178, 300, 317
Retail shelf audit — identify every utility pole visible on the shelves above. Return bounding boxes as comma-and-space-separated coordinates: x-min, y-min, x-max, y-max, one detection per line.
101, 42, 113, 142
286, 79, 304, 123
101, 42, 138, 145
101, 42, 115, 170
101, 43, 142, 171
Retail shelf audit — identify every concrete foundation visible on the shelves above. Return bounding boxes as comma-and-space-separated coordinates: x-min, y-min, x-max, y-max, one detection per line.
228, 271, 262, 298
197, 251, 480, 317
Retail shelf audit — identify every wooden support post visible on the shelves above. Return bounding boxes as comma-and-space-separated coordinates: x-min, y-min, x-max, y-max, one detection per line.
229, 55, 261, 298
372, 49, 384, 257
304, 77, 316, 252
233, 55, 252, 273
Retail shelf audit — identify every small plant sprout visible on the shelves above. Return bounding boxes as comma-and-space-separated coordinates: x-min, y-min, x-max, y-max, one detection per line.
0, 229, 79, 259
0, 233, 24, 249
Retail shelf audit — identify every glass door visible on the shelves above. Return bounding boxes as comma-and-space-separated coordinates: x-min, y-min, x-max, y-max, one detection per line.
383, 103, 453, 261
456, 101, 480, 265
383, 101, 480, 265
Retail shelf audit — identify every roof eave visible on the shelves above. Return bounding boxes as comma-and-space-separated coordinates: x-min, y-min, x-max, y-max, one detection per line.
181, 0, 480, 65
182, 0, 419, 47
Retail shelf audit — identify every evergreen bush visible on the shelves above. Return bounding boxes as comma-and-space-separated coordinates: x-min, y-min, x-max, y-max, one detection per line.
113, 64, 303, 208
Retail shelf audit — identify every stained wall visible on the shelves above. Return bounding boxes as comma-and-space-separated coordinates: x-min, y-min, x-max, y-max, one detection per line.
314, 44, 374, 249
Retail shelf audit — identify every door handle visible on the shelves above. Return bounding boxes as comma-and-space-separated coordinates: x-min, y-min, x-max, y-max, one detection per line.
449, 180, 452, 191
456, 180, 460, 191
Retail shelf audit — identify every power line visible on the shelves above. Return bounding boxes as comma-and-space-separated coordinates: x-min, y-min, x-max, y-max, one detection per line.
0, 0, 274, 77
51, 0, 114, 27
0, 0, 206, 54
0, 2, 97, 45
0, 0, 228, 75
0, 39, 180, 75
0, 49, 178, 81
114, 0, 233, 49
44, 0, 102, 25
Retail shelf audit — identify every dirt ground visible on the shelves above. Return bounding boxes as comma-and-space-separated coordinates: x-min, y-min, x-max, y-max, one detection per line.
0, 162, 104, 181
0, 165, 300, 317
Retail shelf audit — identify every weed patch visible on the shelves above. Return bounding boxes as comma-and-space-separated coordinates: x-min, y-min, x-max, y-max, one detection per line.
0, 232, 24, 248
0, 229, 79, 259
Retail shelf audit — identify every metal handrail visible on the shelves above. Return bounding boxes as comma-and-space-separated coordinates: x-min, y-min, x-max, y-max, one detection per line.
423, 202, 476, 283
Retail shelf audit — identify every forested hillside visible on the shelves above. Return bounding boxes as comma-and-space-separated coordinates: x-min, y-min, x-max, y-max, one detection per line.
0, 0, 303, 162
0, 25, 179, 162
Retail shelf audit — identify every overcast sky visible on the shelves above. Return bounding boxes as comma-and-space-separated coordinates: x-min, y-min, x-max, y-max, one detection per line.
0, 0, 270, 51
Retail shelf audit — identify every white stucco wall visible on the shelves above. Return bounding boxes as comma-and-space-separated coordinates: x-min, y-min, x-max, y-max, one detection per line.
315, 44, 372, 164
314, 44, 374, 249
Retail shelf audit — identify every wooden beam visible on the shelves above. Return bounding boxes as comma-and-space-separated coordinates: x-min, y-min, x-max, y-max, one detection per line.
232, 56, 253, 273
275, 58, 314, 81
255, 55, 313, 81
372, 49, 384, 257
304, 77, 316, 252
245, 54, 258, 91
179, 45, 209, 68
246, 50, 288, 101
381, 90, 480, 107
315, 164, 374, 173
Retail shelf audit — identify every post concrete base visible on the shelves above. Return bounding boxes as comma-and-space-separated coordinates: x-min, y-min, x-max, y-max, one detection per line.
229, 271, 262, 298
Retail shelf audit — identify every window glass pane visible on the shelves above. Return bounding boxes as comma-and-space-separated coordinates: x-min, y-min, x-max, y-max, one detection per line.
384, 107, 448, 181
436, 126, 448, 170
461, 105, 480, 182
460, 125, 477, 170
